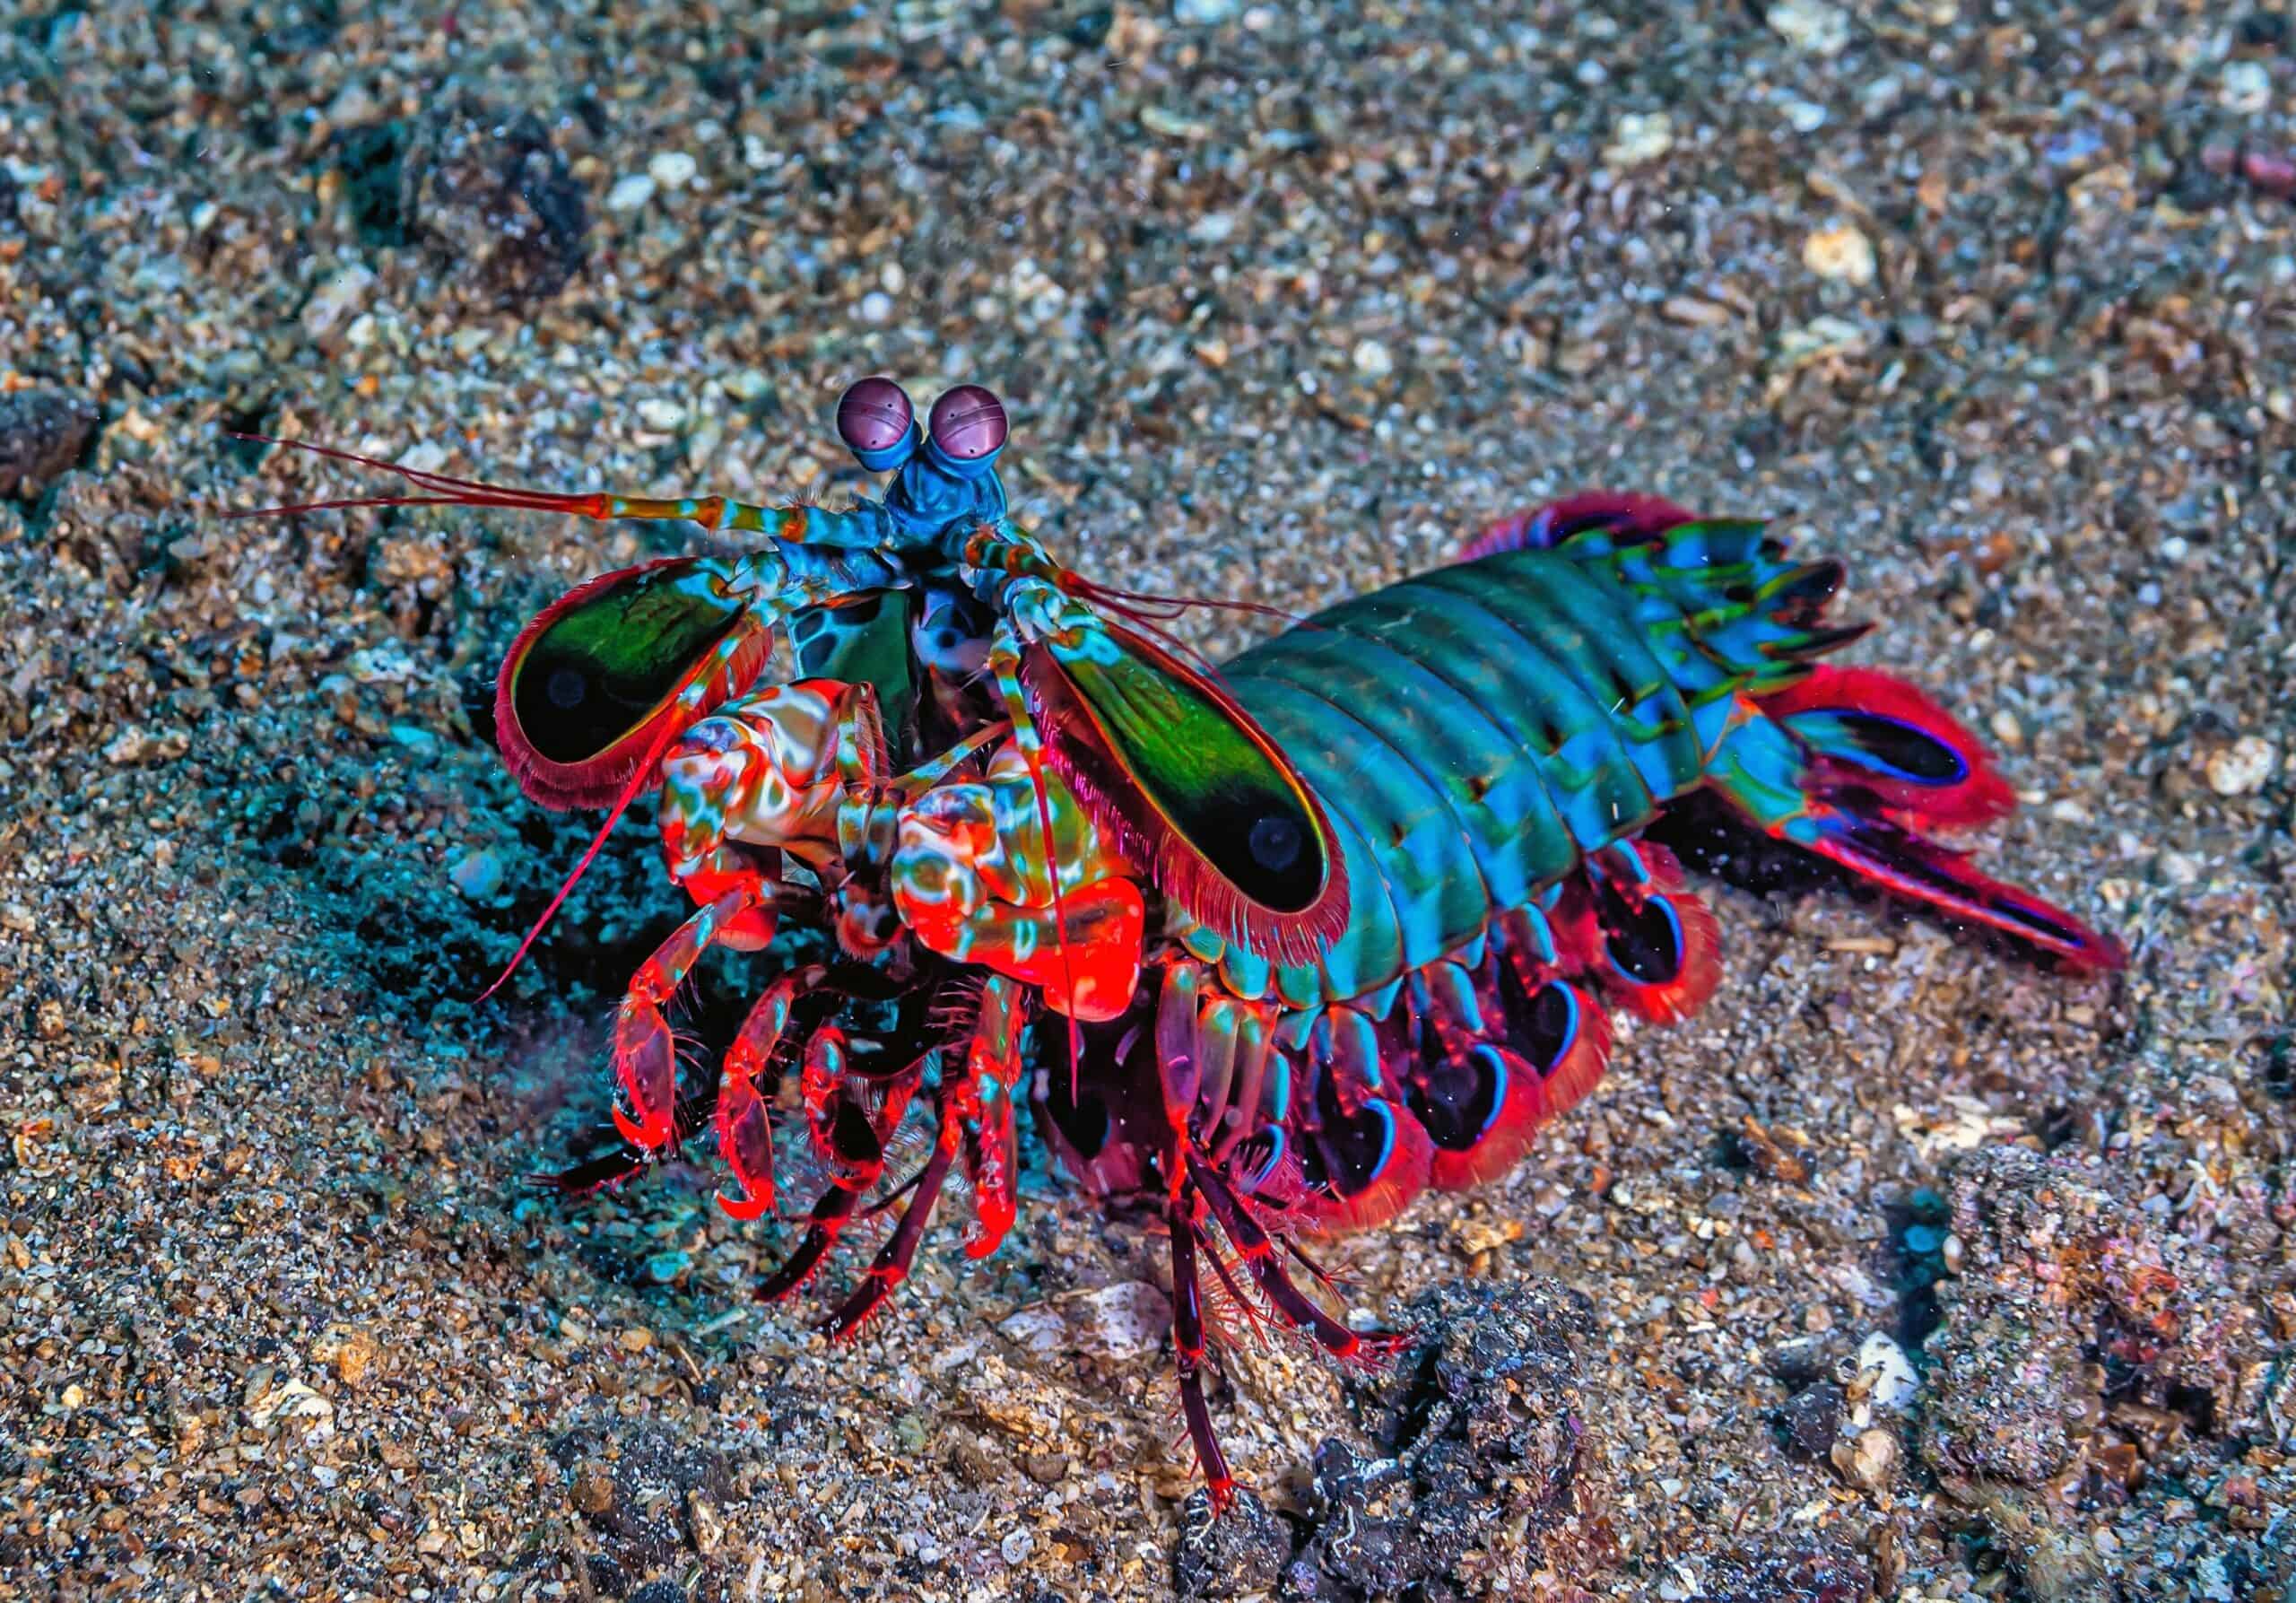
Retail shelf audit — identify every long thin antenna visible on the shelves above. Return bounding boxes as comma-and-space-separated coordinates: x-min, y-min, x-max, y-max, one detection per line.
222, 433, 626, 523
1019, 749, 1089, 1098
476, 713, 684, 1002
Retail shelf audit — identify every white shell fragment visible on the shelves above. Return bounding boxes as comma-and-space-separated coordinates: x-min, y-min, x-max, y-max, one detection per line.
1856, 1331, 1920, 1412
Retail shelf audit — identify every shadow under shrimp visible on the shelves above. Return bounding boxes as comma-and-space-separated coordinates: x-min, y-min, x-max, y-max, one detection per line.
1649, 790, 2125, 977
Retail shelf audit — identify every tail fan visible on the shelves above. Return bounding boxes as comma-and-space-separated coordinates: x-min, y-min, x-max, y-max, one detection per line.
1761, 666, 2015, 831
1709, 681, 2124, 971
1798, 813, 2124, 970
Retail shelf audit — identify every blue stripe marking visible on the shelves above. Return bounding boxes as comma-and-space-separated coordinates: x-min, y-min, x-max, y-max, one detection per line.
1470, 1045, 1509, 1140
1607, 894, 1686, 989
1511, 905, 1561, 966
1242, 1127, 1288, 1194
1609, 840, 1651, 885
1365, 1099, 1396, 1180
1536, 981, 1583, 1075
1814, 710, 1970, 786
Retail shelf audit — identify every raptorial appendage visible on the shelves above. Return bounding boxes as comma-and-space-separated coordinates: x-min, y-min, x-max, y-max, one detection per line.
891, 746, 1146, 1021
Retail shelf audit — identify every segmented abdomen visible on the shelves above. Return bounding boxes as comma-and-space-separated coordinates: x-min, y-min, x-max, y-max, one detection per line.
1187, 545, 1712, 1006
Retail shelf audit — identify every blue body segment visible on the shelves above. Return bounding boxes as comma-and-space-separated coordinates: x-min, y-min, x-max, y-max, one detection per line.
1198, 534, 1816, 1008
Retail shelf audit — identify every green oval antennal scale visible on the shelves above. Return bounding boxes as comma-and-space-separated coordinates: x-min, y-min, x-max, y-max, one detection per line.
1025, 622, 1350, 964
1057, 646, 1327, 911
495, 557, 764, 808
510, 562, 745, 762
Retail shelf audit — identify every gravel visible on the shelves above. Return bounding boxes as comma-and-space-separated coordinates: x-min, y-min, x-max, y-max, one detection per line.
2, 3, 2291, 1599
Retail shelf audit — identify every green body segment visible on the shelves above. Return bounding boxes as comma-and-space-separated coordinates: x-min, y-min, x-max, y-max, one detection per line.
1187, 527, 1813, 1006
791, 590, 919, 758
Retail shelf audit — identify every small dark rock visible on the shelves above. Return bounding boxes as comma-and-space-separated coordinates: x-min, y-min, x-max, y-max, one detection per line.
1765, 1334, 1841, 1388
1065, 6, 1116, 48
1774, 1381, 1848, 1462
0, 390, 98, 499
332, 119, 413, 248
585, 1552, 630, 1599
1173, 1485, 1290, 1600
1294, 1440, 1424, 1599
553, 1427, 736, 1574
2238, 10, 2287, 47
626, 1582, 685, 1603
1286, 1279, 1596, 1598
396, 99, 589, 307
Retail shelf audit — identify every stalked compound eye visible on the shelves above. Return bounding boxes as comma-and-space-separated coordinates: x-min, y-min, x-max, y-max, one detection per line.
835, 376, 918, 472
925, 384, 1007, 478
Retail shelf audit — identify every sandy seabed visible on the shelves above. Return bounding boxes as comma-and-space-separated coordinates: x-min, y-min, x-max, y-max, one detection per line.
2, 4, 2291, 1599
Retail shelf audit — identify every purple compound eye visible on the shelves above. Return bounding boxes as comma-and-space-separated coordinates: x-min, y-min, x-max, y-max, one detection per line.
836, 377, 917, 470
926, 384, 1008, 471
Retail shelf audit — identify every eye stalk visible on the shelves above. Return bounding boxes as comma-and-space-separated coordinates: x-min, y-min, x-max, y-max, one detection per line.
846, 379, 1011, 533
926, 384, 1007, 478
835, 376, 919, 472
